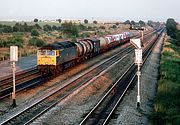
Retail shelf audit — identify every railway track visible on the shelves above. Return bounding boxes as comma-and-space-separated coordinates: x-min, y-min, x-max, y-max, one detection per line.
0, 68, 39, 89
1, 29, 159, 124
0, 66, 37, 82
0, 67, 46, 99
79, 29, 164, 125
0, 30, 155, 100
0, 29, 160, 125
0, 43, 135, 125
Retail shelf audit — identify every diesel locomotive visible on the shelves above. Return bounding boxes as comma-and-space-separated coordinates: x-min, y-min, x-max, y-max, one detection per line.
37, 32, 132, 74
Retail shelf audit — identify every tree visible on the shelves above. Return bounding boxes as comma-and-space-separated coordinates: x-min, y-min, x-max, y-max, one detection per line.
166, 18, 177, 38
34, 18, 38, 22
131, 20, 136, 25
43, 24, 52, 31
78, 24, 86, 31
115, 22, 120, 25
52, 25, 58, 30
23, 22, 29, 32
6, 35, 24, 48
3, 25, 13, 33
124, 20, 130, 25
147, 20, 154, 27
0, 28, 3, 34
61, 22, 79, 37
34, 24, 42, 29
93, 20, 98, 24
138, 20, 146, 27
175, 31, 180, 46
31, 29, 39, 36
12, 23, 25, 32
84, 19, 88, 24
112, 25, 117, 29
13, 23, 20, 32
56, 19, 62, 23
29, 37, 45, 47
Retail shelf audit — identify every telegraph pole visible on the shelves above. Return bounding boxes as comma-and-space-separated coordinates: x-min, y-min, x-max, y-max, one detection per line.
10, 46, 18, 107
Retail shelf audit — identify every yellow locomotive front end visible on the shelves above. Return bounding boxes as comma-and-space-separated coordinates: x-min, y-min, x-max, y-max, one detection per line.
37, 50, 56, 65
37, 49, 59, 74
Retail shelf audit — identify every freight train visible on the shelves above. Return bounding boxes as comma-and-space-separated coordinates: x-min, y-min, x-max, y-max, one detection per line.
37, 32, 132, 74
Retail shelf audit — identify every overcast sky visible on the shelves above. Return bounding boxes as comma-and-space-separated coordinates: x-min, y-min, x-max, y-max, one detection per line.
0, 0, 179, 22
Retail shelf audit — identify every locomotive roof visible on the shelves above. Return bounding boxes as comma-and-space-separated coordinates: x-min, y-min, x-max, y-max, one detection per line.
40, 41, 76, 50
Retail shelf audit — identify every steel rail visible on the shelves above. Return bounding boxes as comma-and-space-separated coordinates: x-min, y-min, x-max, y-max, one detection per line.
79, 28, 164, 125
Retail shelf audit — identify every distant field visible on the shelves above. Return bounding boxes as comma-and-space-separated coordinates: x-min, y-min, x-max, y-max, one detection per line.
0, 21, 62, 27
0, 21, 114, 27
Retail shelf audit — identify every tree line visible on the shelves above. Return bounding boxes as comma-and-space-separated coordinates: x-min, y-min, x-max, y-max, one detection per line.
166, 18, 180, 46
123, 20, 161, 29
0, 22, 96, 48
0, 23, 41, 33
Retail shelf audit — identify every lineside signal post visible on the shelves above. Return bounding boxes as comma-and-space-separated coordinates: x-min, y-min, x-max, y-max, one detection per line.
10, 46, 18, 107
135, 48, 142, 108
129, 25, 144, 47
130, 39, 143, 108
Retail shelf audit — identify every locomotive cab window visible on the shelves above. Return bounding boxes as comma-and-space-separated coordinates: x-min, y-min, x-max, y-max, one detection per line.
39, 50, 46, 55
47, 50, 55, 56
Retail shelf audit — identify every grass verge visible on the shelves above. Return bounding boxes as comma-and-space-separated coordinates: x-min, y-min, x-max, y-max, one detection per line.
150, 36, 180, 125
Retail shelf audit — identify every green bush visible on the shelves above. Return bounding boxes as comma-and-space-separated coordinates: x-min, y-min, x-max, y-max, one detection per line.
43, 24, 52, 31
8, 36, 24, 47
31, 29, 39, 36
29, 37, 45, 47
61, 22, 79, 37
0, 35, 24, 47
78, 24, 87, 31
3, 25, 13, 33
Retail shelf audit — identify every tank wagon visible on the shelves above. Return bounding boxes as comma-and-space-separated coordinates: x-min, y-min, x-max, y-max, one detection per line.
37, 32, 132, 74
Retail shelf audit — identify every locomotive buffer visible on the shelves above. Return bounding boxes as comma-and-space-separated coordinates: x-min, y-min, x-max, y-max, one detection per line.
130, 39, 143, 108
